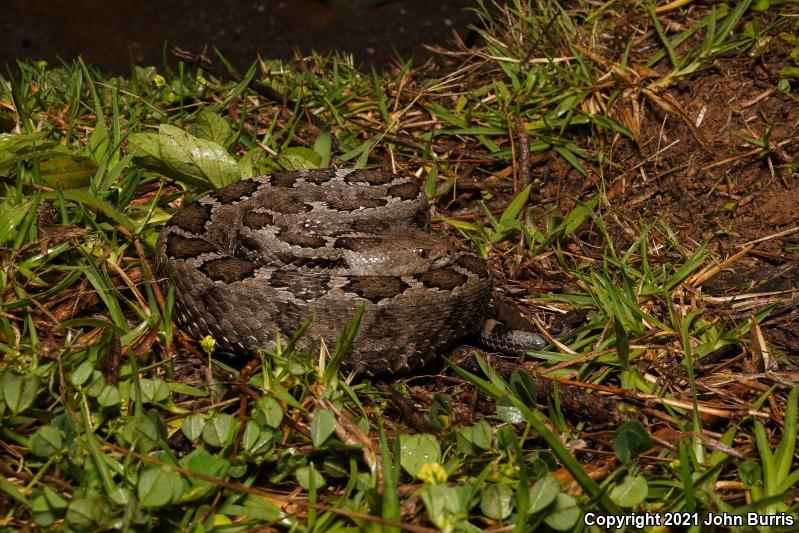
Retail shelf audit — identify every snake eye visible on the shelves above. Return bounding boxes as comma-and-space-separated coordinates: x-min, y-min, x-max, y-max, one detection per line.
418, 249, 428, 258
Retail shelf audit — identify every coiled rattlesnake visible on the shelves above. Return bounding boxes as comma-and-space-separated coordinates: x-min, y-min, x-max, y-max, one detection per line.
156, 168, 545, 375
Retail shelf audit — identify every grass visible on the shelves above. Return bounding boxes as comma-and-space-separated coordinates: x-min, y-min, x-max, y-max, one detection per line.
1, 0, 799, 531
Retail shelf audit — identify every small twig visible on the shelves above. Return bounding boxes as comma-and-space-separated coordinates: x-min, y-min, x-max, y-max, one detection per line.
514, 116, 530, 193
741, 225, 799, 247
654, 0, 695, 13
740, 88, 777, 109
378, 382, 434, 433
171, 47, 284, 104
700, 146, 762, 173
531, 316, 577, 355
317, 398, 382, 488
688, 245, 752, 286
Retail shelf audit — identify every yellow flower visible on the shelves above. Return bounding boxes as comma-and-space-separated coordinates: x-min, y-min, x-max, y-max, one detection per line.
36, 60, 48, 70
418, 462, 448, 484
153, 74, 166, 88
196, 74, 208, 86
200, 335, 217, 355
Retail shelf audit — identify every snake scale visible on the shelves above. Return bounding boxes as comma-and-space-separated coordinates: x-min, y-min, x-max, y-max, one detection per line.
156, 168, 546, 376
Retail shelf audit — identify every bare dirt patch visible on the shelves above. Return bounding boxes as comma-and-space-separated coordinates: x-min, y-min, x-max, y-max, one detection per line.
558, 8, 799, 358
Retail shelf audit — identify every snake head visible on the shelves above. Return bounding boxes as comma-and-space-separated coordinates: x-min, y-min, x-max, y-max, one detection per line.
339, 229, 461, 276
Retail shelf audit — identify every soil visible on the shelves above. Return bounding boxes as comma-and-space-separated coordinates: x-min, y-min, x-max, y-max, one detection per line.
2, 0, 494, 74
607, 47, 799, 249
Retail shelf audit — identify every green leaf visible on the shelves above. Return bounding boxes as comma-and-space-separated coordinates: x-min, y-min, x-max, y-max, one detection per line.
71, 361, 94, 387
456, 419, 492, 453
96, 385, 120, 407
219, 495, 283, 522
738, 459, 763, 487
159, 124, 240, 189
609, 474, 648, 507
65, 494, 108, 530
780, 66, 799, 79
496, 395, 524, 424
138, 377, 171, 403
255, 396, 284, 428
773, 386, 798, 491
448, 361, 619, 513
202, 412, 238, 448
399, 434, 442, 478
237, 151, 256, 180
496, 425, 518, 452
295, 464, 326, 490
1, 371, 39, 414
645, 3, 678, 68
499, 184, 531, 228
180, 448, 230, 500
528, 474, 559, 514
43, 485, 68, 509
313, 129, 331, 168
614, 420, 653, 463
84, 371, 105, 397
378, 418, 400, 527
311, 409, 337, 448
553, 144, 586, 175
509, 370, 537, 407
189, 109, 231, 146
752, 0, 769, 12
118, 414, 163, 453
30, 425, 65, 457
39, 154, 97, 189
88, 121, 109, 162
31, 494, 57, 527
181, 414, 206, 441
562, 197, 598, 236
481, 483, 514, 520
126, 132, 164, 168
108, 488, 131, 506
419, 484, 471, 532
543, 493, 580, 530
439, 215, 480, 233
137, 467, 184, 508
167, 381, 208, 398
276, 146, 322, 171
242, 421, 276, 455
0, 200, 32, 244
338, 137, 377, 163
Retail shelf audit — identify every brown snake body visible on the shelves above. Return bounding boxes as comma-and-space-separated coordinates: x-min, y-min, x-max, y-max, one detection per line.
157, 168, 545, 375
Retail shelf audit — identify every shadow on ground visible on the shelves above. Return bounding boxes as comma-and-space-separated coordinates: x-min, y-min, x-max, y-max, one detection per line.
3, 0, 492, 74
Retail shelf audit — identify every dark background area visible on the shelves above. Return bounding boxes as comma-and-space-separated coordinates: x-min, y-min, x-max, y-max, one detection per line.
2, 0, 495, 74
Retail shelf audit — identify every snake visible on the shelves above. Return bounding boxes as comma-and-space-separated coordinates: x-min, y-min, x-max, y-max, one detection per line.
156, 168, 546, 376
